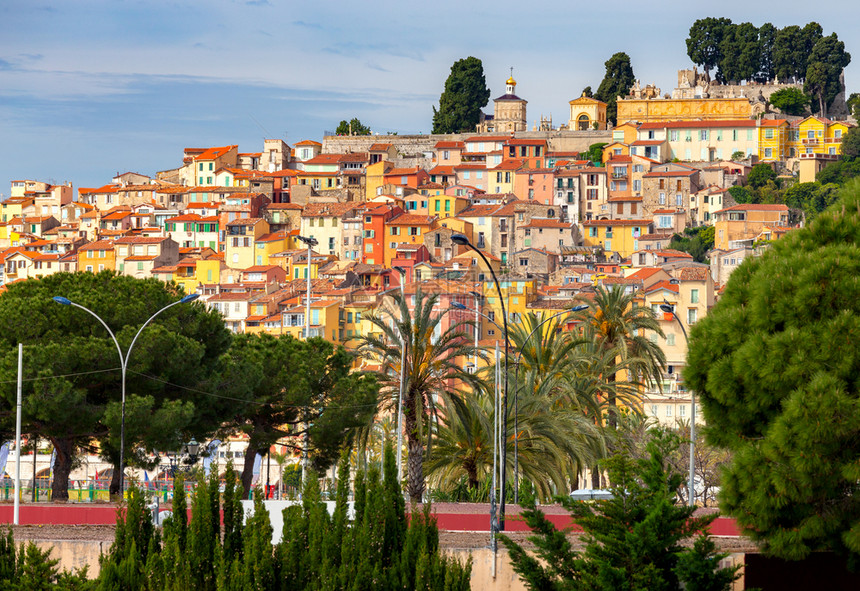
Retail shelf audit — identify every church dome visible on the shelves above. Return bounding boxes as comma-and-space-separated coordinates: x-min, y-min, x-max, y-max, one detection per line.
506, 76, 516, 86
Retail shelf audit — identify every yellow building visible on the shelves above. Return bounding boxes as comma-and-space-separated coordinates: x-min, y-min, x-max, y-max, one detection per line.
487, 160, 520, 194
617, 97, 753, 124
383, 214, 436, 268
757, 119, 790, 162
790, 116, 852, 159
713, 203, 790, 250
474, 277, 538, 341
224, 218, 269, 270
78, 240, 116, 273
281, 299, 341, 342
365, 161, 394, 202
582, 219, 654, 258
568, 94, 608, 130
429, 195, 469, 219
254, 230, 290, 267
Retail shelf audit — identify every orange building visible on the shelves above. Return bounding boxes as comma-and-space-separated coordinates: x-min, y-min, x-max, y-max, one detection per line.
383, 213, 437, 267
362, 203, 403, 265
77, 240, 116, 272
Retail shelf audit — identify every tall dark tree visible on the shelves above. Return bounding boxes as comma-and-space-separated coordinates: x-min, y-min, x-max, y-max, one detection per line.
841, 126, 860, 160
431, 56, 491, 134
717, 22, 760, 83
0, 272, 230, 499
686, 17, 733, 82
213, 332, 378, 496
595, 52, 635, 126
686, 183, 860, 562
805, 33, 851, 116
756, 22, 777, 82
772, 25, 805, 82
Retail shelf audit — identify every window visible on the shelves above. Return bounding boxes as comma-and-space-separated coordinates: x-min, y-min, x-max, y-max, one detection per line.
700, 130, 708, 140
667, 333, 675, 346
765, 128, 774, 139
443, 150, 450, 160
732, 129, 738, 141
659, 192, 666, 205
675, 194, 682, 206
764, 148, 773, 158
670, 130, 679, 141
650, 404, 658, 416
680, 405, 686, 417
666, 405, 673, 417
687, 308, 698, 325
690, 289, 699, 303
835, 129, 843, 138
519, 258, 529, 266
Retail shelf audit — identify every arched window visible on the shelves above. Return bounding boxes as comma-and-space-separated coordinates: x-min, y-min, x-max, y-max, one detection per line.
578, 114, 590, 130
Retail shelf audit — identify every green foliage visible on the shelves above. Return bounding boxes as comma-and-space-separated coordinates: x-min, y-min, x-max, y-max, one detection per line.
675, 536, 741, 591
595, 53, 634, 125
817, 157, 860, 186
768, 87, 811, 115
335, 118, 370, 136
359, 288, 480, 503
432, 56, 491, 134
747, 163, 776, 189
0, 528, 92, 591
730, 150, 746, 162
584, 143, 607, 165
781, 181, 841, 222
755, 23, 777, 82
841, 126, 860, 160
581, 86, 593, 98
685, 180, 860, 561
213, 333, 378, 495
668, 226, 715, 263
848, 92, 860, 119
501, 431, 738, 591
804, 32, 851, 115
686, 17, 733, 80
717, 22, 760, 84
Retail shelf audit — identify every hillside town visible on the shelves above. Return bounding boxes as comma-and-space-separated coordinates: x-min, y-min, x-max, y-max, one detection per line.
3, 69, 854, 436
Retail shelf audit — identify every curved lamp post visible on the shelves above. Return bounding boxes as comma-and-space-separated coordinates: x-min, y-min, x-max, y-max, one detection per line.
53, 292, 200, 496
511, 305, 588, 502
295, 234, 318, 491
660, 302, 695, 507
450, 233, 511, 531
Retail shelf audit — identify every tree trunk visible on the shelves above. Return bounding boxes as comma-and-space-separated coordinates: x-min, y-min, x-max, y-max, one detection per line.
109, 462, 121, 497
49, 437, 74, 501
241, 446, 261, 498
403, 398, 424, 504
590, 465, 600, 489
607, 372, 618, 429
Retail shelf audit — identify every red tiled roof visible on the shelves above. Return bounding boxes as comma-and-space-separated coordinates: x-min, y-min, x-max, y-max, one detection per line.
434, 141, 464, 149
583, 219, 652, 226
715, 203, 789, 213
194, 145, 237, 160
644, 280, 680, 294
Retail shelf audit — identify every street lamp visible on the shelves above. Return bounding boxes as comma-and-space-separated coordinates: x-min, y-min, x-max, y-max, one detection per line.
393, 265, 408, 485
660, 302, 695, 507
450, 233, 511, 531
53, 292, 200, 497
468, 291, 482, 372
296, 234, 318, 491
511, 305, 588, 502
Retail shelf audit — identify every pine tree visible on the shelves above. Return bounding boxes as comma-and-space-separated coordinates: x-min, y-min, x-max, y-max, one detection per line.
501, 430, 734, 591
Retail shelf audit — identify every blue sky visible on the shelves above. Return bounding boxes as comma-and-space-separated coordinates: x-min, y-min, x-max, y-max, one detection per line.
1, 1, 858, 193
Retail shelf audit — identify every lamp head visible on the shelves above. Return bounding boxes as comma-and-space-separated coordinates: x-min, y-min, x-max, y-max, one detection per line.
451, 302, 467, 310
450, 234, 470, 246
570, 304, 588, 312
393, 266, 407, 276
185, 438, 200, 458
659, 303, 674, 314
180, 293, 200, 304
52, 296, 72, 306
296, 235, 318, 246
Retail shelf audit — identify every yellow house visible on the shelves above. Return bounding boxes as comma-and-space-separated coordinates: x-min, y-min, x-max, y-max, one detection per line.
582, 219, 654, 258
78, 240, 116, 273
383, 213, 437, 268
224, 217, 269, 270
364, 161, 394, 202
487, 160, 520, 195
757, 119, 790, 162
472, 277, 538, 341
429, 195, 469, 219
1, 197, 33, 223
713, 203, 790, 251
281, 299, 341, 342
790, 116, 852, 159
197, 254, 226, 287
568, 94, 608, 130
340, 303, 375, 347
253, 230, 290, 267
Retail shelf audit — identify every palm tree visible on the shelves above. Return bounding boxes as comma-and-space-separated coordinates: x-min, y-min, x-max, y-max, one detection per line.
358, 288, 479, 503
572, 285, 666, 429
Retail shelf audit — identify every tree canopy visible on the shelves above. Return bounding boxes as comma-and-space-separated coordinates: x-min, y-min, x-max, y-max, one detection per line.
685, 180, 860, 562
746, 163, 777, 189
334, 118, 371, 135
804, 33, 851, 115
0, 272, 231, 499
595, 52, 635, 126
686, 17, 733, 81
767, 87, 811, 116
431, 56, 490, 134
212, 332, 378, 495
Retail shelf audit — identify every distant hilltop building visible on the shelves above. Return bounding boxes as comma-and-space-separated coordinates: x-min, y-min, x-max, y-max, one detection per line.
617, 67, 849, 124
567, 94, 608, 130
477, 74, 528, 133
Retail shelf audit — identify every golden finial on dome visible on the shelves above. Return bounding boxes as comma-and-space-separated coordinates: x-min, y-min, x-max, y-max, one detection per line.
507, 67, 516, 86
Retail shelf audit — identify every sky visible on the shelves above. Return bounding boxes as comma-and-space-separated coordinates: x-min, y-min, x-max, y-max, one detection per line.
1, 1, 858, 194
